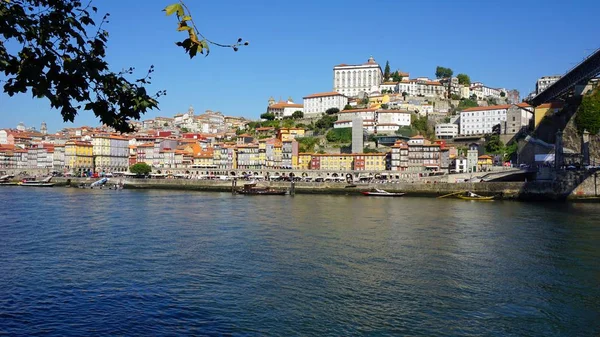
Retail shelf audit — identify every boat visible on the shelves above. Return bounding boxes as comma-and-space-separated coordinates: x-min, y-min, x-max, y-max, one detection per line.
0, 174, 17, 186
456, 191, 495, 201
237, 182, 287, 195
19, 176, 55, 187
361, 188, 405, 197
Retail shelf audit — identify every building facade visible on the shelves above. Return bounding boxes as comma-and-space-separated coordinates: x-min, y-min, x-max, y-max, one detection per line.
435, 123, 459, 139
459, 104, 532, 135
536, 75, 561, 95
302, 92, 348, 117
333, 57, 383, 97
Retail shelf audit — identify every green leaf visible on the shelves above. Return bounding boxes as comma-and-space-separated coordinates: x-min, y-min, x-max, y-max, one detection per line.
163, 3, 183, 16
182, 15, 192, 21
200, 39, 209, 56
177, 24, 191, 31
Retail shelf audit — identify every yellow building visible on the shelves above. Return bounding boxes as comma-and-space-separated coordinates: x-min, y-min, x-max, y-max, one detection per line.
193, 150, 215, 168
477, 155, 493, 170
258, 139, 267, 167
534, 102, 564, 127
315, 153, 355, 171
356, 153, 387, 171
368, 94, 390, 109
277, 128, 305, 141
65, 140, 93, 172
296, 153, 312, 170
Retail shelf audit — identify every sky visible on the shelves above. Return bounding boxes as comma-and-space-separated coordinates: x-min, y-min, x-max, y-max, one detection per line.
1, 0, 599, 132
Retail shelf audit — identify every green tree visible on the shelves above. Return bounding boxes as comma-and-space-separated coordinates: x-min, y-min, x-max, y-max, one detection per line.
361, 97, 370, 105
180, 127, 189, 133
363, 146, 379, 153
384, 60, 391, 80
292, 110, 304, 119
485, 134, 504, 153
129, 162, 152, 175
435, 66, 453, 79
392, 71, 403, 82
402, 91, 409, 101
297, 137, 318, 153
343, 104, 353, 110
503, 142, 518, 162
314, 114, 337, 130
260, 112, 275, 121
575, 88, 600, 134
380, 104, 389, 110
450, 94, 461, 100
500, 91, 506, 97
282, 118, 294, 128
456, 73, 471, 86
325, 107, 340, 115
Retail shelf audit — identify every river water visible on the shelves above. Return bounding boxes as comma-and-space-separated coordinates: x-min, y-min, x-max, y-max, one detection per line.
0, 187, 599, 336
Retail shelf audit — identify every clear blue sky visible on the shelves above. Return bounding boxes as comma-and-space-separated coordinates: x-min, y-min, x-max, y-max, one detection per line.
1, 0, 599, 132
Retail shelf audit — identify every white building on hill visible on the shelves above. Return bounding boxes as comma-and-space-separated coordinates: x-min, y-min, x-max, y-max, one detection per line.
302, 92, 348, 118
334, 108, 411, 134
333, 56, 383, 97
459, 103, 532, 135
266, 97, 304, 120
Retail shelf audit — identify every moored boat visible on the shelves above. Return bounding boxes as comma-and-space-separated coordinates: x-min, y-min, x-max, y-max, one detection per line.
0, 174, 17, 185
19, 176, 55, 187
237, 182, 287, 195
361, 188, 405, 197
456, 191, 495, 201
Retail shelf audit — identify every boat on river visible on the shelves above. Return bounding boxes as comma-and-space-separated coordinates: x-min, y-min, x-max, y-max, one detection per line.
19, 176, 55, 187
361, 188, 405, 197
237, 182, 287, 195
0, 174, 17, 185
456, 191, 495, 201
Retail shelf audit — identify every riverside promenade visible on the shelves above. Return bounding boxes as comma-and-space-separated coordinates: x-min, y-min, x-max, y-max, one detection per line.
48, 176, 600, 201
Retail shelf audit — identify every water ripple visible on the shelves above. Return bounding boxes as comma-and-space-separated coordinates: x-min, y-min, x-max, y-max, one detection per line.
0, 188, 599, 336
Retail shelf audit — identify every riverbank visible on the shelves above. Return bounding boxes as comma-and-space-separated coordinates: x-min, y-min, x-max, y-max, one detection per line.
6, 171, 597, 201
44, 177, 562, 201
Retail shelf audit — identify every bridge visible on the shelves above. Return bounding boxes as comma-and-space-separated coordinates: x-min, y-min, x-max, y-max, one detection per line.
528, 48, 600, 106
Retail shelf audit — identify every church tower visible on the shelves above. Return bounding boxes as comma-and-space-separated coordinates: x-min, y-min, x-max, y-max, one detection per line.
40, 121, 48, 135
268, 96, 275, 106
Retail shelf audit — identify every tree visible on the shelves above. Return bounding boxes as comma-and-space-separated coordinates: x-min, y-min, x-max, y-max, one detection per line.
380, 104, 389, 110
485, 134, 504, 154
325, 107, 340, 115
343, 104, 353, 110
260, 112, 275, 121
500, 91, 506, 97
361, 97, 370, 105
450, 94, 461, 100
129, 162, 152, 175
575, 88, 600, 134
292, 110, 304, 119
470, 94, 478, 101
457, 73, 471, 86
396, 126, 417, 137
314, 114, 337, 130
180, 127, 189, 133
0, 0, 247, 133
402, 91, 409, 101
435, 66, 453, 79
384, 61, 391, 80
392, 71, 403, 82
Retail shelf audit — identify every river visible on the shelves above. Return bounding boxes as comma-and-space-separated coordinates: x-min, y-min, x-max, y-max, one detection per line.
1, 187, 599, 336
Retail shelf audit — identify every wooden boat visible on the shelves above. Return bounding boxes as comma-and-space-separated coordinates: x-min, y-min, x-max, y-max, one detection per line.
19, 176, 55, 187
361, 188, 405, 197
456, 191, 494, 201
237, 182, 287, 195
